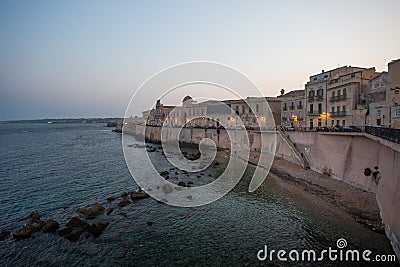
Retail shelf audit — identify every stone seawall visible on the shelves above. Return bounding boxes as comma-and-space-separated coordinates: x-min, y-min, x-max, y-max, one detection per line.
131, 124, 400, 259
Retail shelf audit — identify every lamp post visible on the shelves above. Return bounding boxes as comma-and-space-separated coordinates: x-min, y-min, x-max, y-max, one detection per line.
320, 112, 330, 127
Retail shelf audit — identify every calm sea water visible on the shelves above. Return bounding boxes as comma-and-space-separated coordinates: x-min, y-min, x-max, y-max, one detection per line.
0, 123, 397, 266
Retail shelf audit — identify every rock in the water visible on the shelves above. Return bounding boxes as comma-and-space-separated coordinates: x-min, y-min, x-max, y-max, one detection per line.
186, 195, 193, 200
77, 207, 88, 216
88, 222, 109, 237
30, 220, 45, 231
118, 197, 131, 208
0, 231, 10, 241
66, 217, 89, 229
13, 227, 32, 240
106, 207, 114, 215
162, 184, 173, 194
58, 226, 73, 236
86, 203, 105, 219
106, 197, 116, 203
130, 192, 149, 200
187, 181, 194, 185
178, 181, 186, 187
65, 228, 84, 241
160, 171, 169, 177
146, 221, 153, 226
121, 192, 128, 198
213, 161, 220, 166
43, 220, 59, 233
28, 210, 41, 221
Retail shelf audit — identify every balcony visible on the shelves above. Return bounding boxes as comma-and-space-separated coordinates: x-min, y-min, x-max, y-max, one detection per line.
308, 111, 320, 115
283, 107, 287, 111
316, 95, 324, 101
289, 105, 295, 110
329, 95, 347, 102
297, 104, 303, 109
331, 111, 347, 117
308, 96, 315, 102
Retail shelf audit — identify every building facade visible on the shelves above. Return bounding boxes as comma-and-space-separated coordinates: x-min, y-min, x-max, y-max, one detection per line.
388, 59, 400, 128
278, 90, 305, 129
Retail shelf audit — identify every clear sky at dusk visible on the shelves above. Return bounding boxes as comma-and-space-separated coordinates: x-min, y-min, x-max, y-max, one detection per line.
1, 0, 399, 120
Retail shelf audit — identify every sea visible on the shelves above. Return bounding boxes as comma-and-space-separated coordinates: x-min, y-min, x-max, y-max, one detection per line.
0, 123, 397, 266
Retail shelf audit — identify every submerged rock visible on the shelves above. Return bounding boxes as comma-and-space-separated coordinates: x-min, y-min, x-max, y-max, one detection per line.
13, 227, 32, 240
162, 184, 173, 194
118, 197, 131, 208
130, 192, 150, 200
65, 228, 84, 241
43, 220, 59, 233
0, 231, 10, 241
178, 181, 187, 187
106, 207, 114, 215
88, 222, 109, 237
29, 220, 45, 231
146, 221, 153, 226
66, 217, 89, 229
58, 226, 73, 236
106, 196, 116, 203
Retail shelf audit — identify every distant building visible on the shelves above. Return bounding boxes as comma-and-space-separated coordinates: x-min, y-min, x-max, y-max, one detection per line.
278, 90, 305, 129
365, 72, 390, 127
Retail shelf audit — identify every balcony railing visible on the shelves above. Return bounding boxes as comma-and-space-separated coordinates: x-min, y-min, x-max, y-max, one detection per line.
331, 111, 347, 117
308, 111, 320, 115
308, 96, 315, 102
316, 95, 324, 101
283, 107, 287, 111
329, 95, 347, 102
297, 105, 303, 109
289, 105, 295, 110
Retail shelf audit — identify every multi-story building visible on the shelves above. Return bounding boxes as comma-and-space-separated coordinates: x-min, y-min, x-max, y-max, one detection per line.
365, 72, 390, 127
388, 59, 400, 128
327, 66, 376, 127
305, 66, 376, 129
278, 90, 305, 128
305, 70, 331, 129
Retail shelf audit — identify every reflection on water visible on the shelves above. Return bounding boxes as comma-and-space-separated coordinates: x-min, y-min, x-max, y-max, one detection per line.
0, 124, 396, 266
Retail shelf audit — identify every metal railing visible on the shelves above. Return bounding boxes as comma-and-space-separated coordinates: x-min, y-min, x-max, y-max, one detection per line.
330, 111, 347, 117
329, 95, 347, 102
365, 126, 400, 144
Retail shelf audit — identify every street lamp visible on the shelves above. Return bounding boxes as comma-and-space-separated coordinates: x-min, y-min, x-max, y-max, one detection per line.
320, 112, 330, 127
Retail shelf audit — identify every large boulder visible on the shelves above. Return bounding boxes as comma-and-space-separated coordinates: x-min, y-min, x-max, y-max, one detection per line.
13, 227, 32, 240
66, 217, 89, 229
87, 222, 109, 237
43, 220, 59, 233
130, 192, 149, 200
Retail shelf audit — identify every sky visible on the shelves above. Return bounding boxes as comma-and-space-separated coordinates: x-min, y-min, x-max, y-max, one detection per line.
0, 0, 399, 120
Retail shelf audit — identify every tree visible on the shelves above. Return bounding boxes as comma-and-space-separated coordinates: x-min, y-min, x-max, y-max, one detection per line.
280, 89, 285, 95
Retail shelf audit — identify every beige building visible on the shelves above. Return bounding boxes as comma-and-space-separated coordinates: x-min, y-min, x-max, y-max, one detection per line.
305, 66, 376, 129
365, 72, 390, 127
278, 89, 305, 128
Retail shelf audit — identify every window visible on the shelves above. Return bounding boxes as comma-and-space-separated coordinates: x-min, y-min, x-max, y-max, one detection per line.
377, 110, 382, 118
298, 100, 302, 107
337, 120, 340, 126
342, 106, 346, 113
318, 118, 322, 127
310, 104, 314, 113
283, 112, 287, 118
332, 107, 335, 113
318, 103, 322, 114
299, 111, 302, 118
284, 103, 287, 108
256, 104, 259, 113
242, 105, 245, 113
337, 106, 340, 112
342, 120, 346, 126
395, 107, 400, 117
343, 88, 347, 96
332, 91, 335, 97
309, 91, 315, 97
317, 89, 323, 97
331, 120, 334, 126
235, 106, 239, 113
337, 89, 341, 96
351, 74, 355, 78
291, 112, 294, 118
